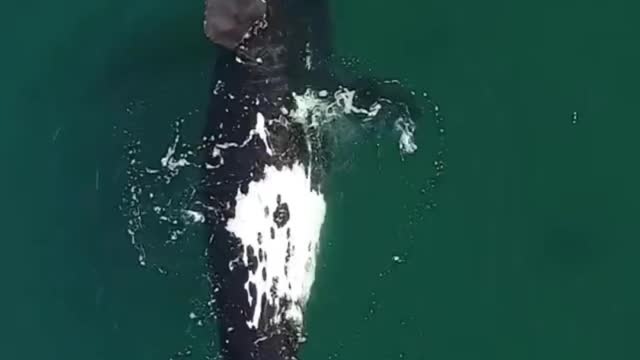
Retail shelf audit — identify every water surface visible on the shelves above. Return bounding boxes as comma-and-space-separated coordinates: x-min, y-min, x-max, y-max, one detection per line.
4, 1, 640, 359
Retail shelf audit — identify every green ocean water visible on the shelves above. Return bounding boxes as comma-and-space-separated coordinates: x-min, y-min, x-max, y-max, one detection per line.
4, 0, 640, 359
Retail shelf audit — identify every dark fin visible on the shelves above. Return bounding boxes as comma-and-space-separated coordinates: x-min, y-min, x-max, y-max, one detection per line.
204, 0, 266, 50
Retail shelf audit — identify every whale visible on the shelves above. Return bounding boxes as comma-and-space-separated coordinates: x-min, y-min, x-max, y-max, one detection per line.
199, 1, 427, 359
201, 1, 332, 359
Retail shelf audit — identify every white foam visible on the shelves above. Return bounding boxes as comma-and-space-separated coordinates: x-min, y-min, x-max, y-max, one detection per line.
395, 116, 418, 154
304, 42, 313, 71
160, 134, 191, 171
291, 88, 418, 156
291, 88, 383, 128
225, 163, 326, 329
291, 89, 332, 127
255, 112, 273, 155
183, 210, 205, 224
334, 88, 381, 118
209, 112, 273, 162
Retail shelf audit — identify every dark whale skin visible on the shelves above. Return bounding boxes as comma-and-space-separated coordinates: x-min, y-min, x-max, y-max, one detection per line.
201, 1, 328, 359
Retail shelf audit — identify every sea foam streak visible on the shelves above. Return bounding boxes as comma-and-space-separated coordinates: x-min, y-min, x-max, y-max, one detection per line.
291, 88, 418, 154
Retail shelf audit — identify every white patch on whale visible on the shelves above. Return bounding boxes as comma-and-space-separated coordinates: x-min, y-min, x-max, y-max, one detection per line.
225, 163, 326, 329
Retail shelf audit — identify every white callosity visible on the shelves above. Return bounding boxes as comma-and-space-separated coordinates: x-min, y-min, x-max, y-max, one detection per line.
226, 163, 326, 329
215, 111, 326, 330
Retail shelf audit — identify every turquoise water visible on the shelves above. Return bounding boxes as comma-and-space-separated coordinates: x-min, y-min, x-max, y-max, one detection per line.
4, 0, 640, 359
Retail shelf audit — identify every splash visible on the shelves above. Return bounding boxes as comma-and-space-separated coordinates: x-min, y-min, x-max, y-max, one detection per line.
289, 87, 417, 155
118, 78, 445, 359
120, 111, 209, 269
394, 116, 417, 154
121, 84, 435, 271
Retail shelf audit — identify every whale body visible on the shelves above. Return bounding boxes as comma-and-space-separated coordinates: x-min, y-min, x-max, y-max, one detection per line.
201, 1, 331, 359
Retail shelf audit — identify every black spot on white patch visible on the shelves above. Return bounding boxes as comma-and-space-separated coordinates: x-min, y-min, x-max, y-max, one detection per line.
210, 156, 222, 167
262, 267, 267, 281
264, 206, 269, 217
249, 282, 257, 304
262, 292, 270, 319
286, 227, 291, 239
270, 227, 275, 239
247, 245, 258, 273
270, 278, 279, 299
263, 292, 274, 321
286, 242, 292, 262
284, 242, 292, 276
273, 202, 290, 228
